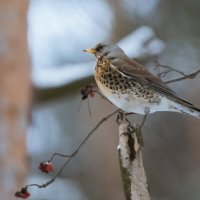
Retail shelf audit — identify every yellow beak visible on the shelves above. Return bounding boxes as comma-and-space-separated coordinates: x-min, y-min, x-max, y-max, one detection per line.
83, 48, 96, 54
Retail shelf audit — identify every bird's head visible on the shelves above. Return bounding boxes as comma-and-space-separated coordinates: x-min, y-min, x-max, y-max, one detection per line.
83, 43, 126, 59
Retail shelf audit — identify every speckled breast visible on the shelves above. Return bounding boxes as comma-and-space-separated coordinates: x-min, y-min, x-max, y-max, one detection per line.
94, 59, 160, 104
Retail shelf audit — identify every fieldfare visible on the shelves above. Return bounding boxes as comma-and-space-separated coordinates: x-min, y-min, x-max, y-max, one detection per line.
84, 43, 200, 118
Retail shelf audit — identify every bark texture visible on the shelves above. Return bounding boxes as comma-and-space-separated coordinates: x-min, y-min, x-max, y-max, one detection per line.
118, 119, 150, 200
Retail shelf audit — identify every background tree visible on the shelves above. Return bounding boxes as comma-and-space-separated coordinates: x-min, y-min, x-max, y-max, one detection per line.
0, 0, 31, 199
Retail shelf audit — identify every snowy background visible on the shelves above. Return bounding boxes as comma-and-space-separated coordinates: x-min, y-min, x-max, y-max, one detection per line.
26, 1, 200, 199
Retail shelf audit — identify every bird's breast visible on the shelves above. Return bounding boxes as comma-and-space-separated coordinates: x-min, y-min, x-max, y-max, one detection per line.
94, 63, 162, 114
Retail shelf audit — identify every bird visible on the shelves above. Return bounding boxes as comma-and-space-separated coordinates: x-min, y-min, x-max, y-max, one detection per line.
83, 43, 200, 118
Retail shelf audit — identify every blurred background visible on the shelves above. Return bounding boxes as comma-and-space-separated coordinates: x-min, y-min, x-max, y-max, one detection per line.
1, 0, 200, 199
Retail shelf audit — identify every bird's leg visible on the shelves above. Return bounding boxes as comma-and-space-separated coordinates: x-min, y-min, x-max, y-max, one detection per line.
117, 111, 144, 146
116, 110, 123, 124
140, 114, 148, 129
134, 108, 150, 147
116, 110, 129, 124
140, 107, 150, 129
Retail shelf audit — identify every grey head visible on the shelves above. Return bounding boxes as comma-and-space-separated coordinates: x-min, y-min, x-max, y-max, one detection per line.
83, 43, 127, 59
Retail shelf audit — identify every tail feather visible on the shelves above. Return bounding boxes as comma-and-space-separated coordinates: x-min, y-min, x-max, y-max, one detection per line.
171, 96, 200, 118
186, 105, 200, 118
177, 103, 200, 118
168, 99, 200, 118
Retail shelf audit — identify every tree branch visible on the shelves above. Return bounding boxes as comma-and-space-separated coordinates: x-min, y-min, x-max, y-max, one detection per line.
165, 69, 200, 84
117, 112, 150, 200
23, 109, 119, 190
155, 61, 200, 84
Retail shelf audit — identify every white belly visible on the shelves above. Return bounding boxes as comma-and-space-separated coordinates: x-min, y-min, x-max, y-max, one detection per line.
95, 79, 186, 115
96, 79, 151, 114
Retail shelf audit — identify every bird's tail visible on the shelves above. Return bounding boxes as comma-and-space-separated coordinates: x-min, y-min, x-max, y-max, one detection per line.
186, 105, 200, 118
183, 106, 200, 118
172, 100, 200, 118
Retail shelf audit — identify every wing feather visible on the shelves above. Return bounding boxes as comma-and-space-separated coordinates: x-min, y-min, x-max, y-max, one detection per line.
110, 58, 198, 109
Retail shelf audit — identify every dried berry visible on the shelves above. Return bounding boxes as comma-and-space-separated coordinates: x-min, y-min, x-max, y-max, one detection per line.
39, 161, 54, 173
80, 84, 95, 100
15, 187, 30, 199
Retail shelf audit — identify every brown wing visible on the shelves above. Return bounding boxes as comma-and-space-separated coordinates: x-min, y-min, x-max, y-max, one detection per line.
110, 58, 198, 109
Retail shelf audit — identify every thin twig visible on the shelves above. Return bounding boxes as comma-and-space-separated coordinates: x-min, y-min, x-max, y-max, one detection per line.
155, 61, 200, 84
48, 153, 72, 162
26, 109, 119, 189
165, 69, 200, 84
155, 61, 187, 78
78, 85, 109, 115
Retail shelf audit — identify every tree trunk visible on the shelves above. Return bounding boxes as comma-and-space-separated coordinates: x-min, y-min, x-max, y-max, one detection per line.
0, 0, 30, 198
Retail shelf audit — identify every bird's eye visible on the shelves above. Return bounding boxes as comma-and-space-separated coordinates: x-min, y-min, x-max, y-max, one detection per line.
96, 44, 103, 52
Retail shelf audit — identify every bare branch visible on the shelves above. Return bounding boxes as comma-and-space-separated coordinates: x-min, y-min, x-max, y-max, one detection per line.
24, 109, 119, 190
165, 69, 200, 84
155, 61, 200, 84
117, 112, 150, 200
48, 152, 72, 162
155, 61, 187, 78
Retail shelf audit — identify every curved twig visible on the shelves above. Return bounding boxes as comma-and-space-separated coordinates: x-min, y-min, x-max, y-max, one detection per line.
25, 109, 119, 190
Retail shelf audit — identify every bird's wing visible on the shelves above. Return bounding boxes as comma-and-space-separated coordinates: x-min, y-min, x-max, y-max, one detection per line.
110, 58, 197, 108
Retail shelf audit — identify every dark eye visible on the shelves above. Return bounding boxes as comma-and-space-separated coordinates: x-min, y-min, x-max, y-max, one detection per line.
96, 44, 103, 52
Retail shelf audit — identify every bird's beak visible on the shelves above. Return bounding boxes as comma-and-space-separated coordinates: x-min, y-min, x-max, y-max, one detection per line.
83, 48, 96, 54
